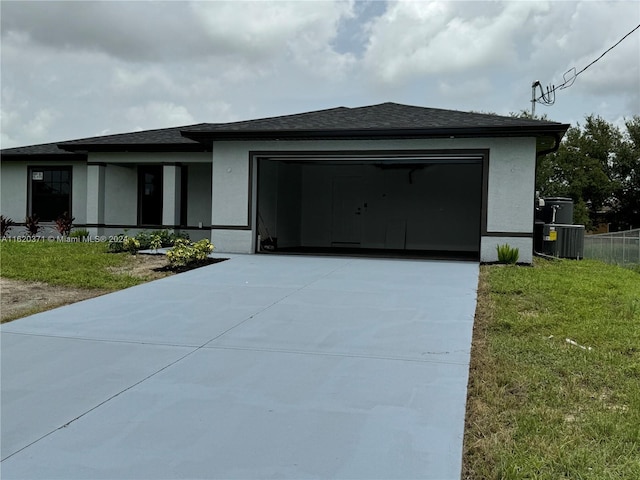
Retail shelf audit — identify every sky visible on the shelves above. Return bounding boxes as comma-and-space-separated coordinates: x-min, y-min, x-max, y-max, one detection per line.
1, 0, 639, 148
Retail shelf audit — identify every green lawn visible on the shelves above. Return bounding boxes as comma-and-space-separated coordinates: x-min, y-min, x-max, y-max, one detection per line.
0, 241, 144, 290
463, 259, 640, 479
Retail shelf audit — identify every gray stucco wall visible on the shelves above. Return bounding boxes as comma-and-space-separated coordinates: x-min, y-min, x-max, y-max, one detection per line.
0, 161, 87, 235
89, 152, 211, 230
210, 137, 537, 261
0, 162, 27, 223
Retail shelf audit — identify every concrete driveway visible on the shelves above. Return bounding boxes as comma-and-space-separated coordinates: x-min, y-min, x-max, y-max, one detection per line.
1, 255, 478, 479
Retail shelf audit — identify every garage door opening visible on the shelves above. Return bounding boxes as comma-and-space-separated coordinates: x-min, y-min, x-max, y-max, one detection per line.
256, 154, 483, 260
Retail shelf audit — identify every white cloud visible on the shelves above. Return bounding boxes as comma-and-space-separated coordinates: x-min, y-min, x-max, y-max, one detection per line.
528, 3, 639, 93
125, 102, 195, 129
0, 107, 59, 148
363, 1, 550, 84
192, 0, 356, 77
110, 65, 183, 97
25, 109, 57, 139
193, 1, 351, 53
1, 1, 207, 62
437, 78, 493, 105
0, 107, 20, 148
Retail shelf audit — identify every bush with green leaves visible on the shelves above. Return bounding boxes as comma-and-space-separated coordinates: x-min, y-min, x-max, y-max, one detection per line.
122, 236, 141, 254
158, 229, 189, 247
166, 238, 214, 268
108, 237, 126, 253
496, 243, 519, 264
131, 231, 153, 250
135, 229, 189, 249
108, 229, 189, 253
69, 229, 90, 240
150, 235, 162, 252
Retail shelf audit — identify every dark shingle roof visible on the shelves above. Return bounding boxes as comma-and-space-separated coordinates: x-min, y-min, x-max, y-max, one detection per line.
1, 124, 210, 157
181, 102, 569, 141
1, 103, 569, 158
0, 141, 86, 160
57, 124, 210, 152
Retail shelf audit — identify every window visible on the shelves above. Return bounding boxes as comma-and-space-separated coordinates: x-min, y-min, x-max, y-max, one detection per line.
29, 167, 72, 221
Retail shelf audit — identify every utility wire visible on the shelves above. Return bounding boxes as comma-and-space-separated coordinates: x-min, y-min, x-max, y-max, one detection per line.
533, 23, 640, 106
574, 23, 640, 79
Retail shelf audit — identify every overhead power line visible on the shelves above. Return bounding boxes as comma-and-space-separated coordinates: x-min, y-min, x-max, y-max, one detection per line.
531, 23, 640, 116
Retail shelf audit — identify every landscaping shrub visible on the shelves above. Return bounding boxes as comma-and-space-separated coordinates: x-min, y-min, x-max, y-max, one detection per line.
496, 243, 519, 264
54, 211, 75, 236
166, 238, 214, 268
155, 229, 188, 247
1, 215, 15, 237
24, 215, 41, 236
108, 236, 126, 253
107, 229, 189, 253
150, 235, 162, 252
122, 236, 141, 254
69, 229, 90, 240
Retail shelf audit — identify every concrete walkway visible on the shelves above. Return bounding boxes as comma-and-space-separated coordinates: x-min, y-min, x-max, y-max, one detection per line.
1, 255, 479, 479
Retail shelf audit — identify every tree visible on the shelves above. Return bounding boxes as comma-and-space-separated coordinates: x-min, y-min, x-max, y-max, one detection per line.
609, 117, 640, 229
536, 115, 639, 231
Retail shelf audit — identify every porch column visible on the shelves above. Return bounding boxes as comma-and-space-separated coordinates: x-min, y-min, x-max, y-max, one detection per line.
162, 164, 181, 227
86, 163, 106, 235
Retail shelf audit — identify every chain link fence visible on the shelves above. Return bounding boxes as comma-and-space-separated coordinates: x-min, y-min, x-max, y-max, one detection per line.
584, 228, 640, 266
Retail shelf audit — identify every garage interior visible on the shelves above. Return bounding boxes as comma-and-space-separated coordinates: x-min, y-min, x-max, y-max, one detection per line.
256, 155, 483, 259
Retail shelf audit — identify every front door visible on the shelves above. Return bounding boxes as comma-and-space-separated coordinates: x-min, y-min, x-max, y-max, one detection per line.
138, 166, 163, 225
331, 176, 363, 246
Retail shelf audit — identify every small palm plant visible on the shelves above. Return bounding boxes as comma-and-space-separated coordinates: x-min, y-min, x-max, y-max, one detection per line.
496, 244, 519, 264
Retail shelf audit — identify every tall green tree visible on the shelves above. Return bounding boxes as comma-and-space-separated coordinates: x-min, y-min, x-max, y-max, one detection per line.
610, 117, 640, 229
536, 115, 639, 230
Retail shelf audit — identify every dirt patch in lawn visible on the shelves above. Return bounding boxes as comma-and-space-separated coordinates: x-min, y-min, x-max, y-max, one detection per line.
1, 254, 224, 323
1, 278, 111, 323
104, 253, 173, 280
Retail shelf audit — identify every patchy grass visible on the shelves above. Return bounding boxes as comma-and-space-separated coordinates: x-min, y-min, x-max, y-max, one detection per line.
463, 259, 640, 479
627, 263, 640, 275
0, 241, 145, 290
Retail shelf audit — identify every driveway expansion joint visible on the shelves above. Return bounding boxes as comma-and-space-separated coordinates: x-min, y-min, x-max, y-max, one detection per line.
203, 344, 471, 366
0, 331, 199, 349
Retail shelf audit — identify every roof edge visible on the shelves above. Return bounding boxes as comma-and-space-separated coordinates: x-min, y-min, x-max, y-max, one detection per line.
181, 124, 571, 143
58, 143, 211, 153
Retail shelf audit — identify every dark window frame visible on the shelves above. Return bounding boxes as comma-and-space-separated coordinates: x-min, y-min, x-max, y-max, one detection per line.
27, 166, 73, 222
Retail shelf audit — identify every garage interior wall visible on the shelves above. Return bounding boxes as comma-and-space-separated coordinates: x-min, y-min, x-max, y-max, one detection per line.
258, 159, 481, 254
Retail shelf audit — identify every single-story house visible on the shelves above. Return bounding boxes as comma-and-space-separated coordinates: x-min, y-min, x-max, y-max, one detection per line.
0, 102, 569, 263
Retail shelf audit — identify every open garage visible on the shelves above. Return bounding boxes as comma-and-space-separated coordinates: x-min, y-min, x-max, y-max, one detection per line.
257, 153, 484, 259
